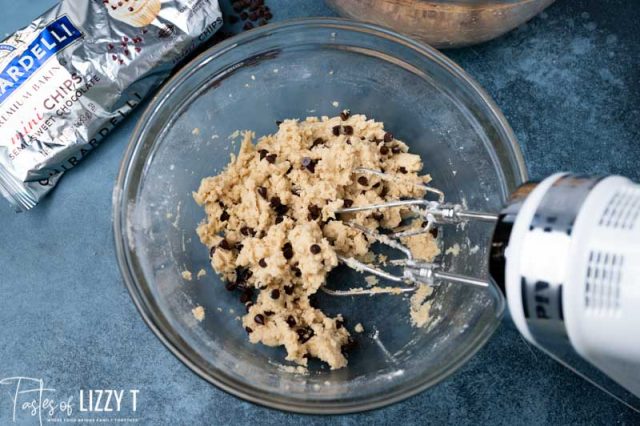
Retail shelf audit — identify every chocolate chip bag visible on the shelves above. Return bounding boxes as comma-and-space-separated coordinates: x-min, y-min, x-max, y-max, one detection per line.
0, 0, 222, 210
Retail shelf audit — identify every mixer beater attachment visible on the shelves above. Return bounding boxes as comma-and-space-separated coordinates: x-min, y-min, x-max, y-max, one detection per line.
321, 168, 498, 296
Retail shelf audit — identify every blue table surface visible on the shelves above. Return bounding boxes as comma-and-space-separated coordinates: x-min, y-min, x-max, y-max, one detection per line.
1, 0, 639, 425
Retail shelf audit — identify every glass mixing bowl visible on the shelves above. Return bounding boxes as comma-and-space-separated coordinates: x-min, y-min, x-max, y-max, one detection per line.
113, 18, 527, 413
326, 0, 556, 48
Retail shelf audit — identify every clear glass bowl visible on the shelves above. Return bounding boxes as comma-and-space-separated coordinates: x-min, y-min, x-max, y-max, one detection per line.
113, 19, 527, 413
325, 0, 556, 48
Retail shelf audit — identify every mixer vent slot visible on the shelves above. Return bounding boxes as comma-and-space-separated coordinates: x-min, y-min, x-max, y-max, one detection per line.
598, 189, 640, 230
585, 251, 623, 315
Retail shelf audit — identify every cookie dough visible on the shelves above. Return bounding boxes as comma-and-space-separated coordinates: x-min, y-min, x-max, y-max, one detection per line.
194, 114, 438, 369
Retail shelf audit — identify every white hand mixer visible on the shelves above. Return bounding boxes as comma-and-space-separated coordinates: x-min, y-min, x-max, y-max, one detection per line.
326, 170, 640, 411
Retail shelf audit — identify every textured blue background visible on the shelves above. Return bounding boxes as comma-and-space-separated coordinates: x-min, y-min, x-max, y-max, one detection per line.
1, 0, 639, 424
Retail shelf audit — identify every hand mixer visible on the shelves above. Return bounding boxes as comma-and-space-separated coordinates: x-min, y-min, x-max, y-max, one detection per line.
326, 170, 640, 411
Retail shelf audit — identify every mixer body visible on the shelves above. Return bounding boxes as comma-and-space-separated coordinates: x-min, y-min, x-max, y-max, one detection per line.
490, 173, 640, 411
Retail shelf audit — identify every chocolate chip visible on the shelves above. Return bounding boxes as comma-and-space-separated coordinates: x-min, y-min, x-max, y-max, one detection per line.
332, 125, 341, 136
372, 212, 384, 221
225, 281, 238, 291
282, 242, 294, 259
309, 294, 319, 308
220, 210, 230, 221
286, 316, 296, 327
343, 199, 354, 208
275, 216, 284, 224
209, 246, 216, 257
301, 157, 318, 173
310, 244, 321, 254
308, 204, 321, 220
391, 145, 401, 154
245, 326, 253, 333
345, 138, 352, 145
276, 120, 282, 126
240, 291, 251, 304
258, 149, 268, 160
311, 138, 325, 148
245, 301, 254, 312
380, 145, 389, 155
243, 21, 254, 30
240, 11, 248, 20
219, 239, 232, 250
291, 187, 301, 196
284, 284, 295, 295
297, 327, 315, 343
254, 314, 265, 325
235, 266, 252, 284
271, 289, 280, 299
258, 258, 267, 268
264, 310, 275, 316
357, 176, 369, 186
249, 11, 258, 21
270, 196, 281, 207
266, 153, 277, 164
235, 242, 244, 251
380, 186, 389, 198
257, 186, 267, 199
291, 266, 302, 278
429, 228, 439, 238
383, 132, 393, 142
343, 125, 354, 135
240, 226, 255, 236
399, 167, 408, 174
286, 165, 293, 175
336, 319, 344, 329
340, 110, 351, 121
372, 182, 381, 188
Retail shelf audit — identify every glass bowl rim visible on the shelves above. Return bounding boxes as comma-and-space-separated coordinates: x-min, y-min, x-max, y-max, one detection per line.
112, 17, 528, 414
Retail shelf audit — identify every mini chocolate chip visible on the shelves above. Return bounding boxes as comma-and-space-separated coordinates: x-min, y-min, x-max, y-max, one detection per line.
219, 239, 232, 250
239, 292, 251, 304
257, 186, 267, 199
372, 212, 384, 221
297, 326, 315, 343
301, 157, 317, 173
340, 109, 351, 121
332, 125, 341, 136
209, 246, 216, 257
380, 145, 389, 155
264, 310, 275, 316
254, 314, 265, 325
399, 167, 408, 174
258, 258, 267, 268
220, 210, 230, 221
311, 138, 325, 148
380, 186, 389, 198
249, 11, 258, 20
282, 242, 294, 259
235, 242, 244, 251
391, 145, 401, 154
275, 216, 284, 224
235, 266, 252, 284
240, 11, 248, 19
286, 165, 293, 175
218, 201, 225, 208
310, 244, 321, 254
243, 21, 254, 30
258, 149, 268, 160
357, 176, 369, 186
343, 125, 354, 135
286, 316, 296, 327
266, 153, 277, 164
383, 132, 393, 142
271, 288, 280, 299
308, 204, 321, 220
245, 326, 253, 333
225, 281, 237, 291
345, 138, 352, 145
291, 187, 301, 196
336, 319, 344, 329
245, 301, 254, 312
309, 294, 319, 308
284, 284, 295, 295
240, 226, 255, 236
343, 199, 354, 208
372, 182, 381, 188
429, 228, 439, 238
276, 120, 283, 126
270, 196, 281, 207
291, 266, 302, 277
